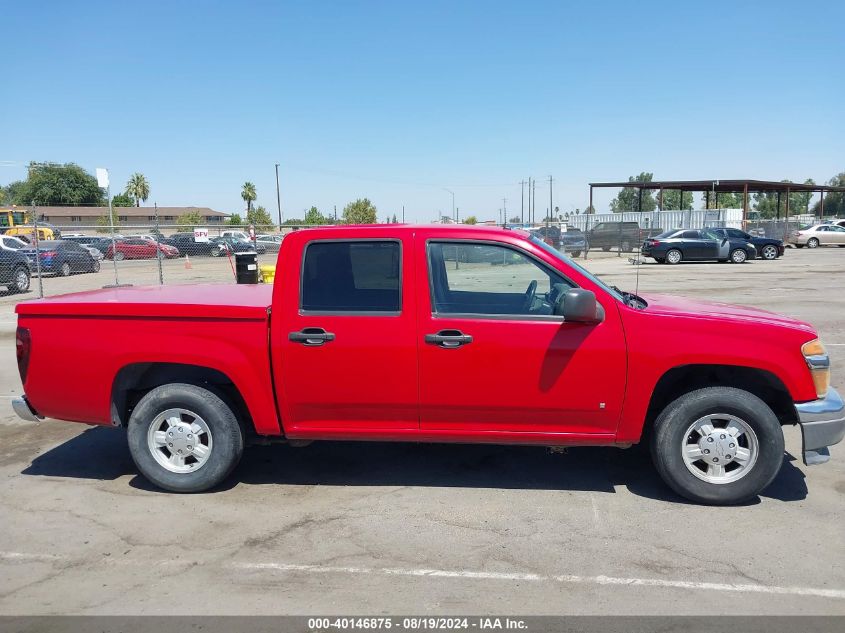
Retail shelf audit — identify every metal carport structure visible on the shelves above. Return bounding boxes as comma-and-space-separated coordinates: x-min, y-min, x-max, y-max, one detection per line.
587, 179, 845, 224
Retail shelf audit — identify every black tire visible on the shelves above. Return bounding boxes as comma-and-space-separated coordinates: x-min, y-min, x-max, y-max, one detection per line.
127, 383, 244, 493
729, 248, 747, 264
760, 244, 779, 260
654, 257, 665, 264
92, 259, 101, 272
650, 387, 784, 505
114, 251, 125, 261
795, 244, 804, 249
10, 265, 30, 293
570, 251, 581, 258
807, 238, 819, 249
601, 246, 610, 252
665, 249, 682, 265
60, 261, 72, 277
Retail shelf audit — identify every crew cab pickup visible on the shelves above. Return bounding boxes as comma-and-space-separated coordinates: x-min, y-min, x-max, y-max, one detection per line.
12, 225, 844, 504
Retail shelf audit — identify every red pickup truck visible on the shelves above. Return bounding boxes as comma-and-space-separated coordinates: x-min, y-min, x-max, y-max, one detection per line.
12, 225, 844, 504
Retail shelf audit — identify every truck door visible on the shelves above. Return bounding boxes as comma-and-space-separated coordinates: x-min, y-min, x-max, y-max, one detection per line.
417, 237, 626, 435
272, 234, 419, 433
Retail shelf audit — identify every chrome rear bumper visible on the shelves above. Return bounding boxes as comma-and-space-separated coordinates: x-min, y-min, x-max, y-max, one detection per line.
796, 387, 845, 465
12, 396, 41, 422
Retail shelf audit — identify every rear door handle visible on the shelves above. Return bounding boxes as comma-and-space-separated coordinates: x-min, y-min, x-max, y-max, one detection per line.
289, 327, 335, 346
424, 329, 473, 348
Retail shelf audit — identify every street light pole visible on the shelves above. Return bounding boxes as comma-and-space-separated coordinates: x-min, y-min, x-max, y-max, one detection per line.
274, 163, 282, 228
443, 188, 455, 222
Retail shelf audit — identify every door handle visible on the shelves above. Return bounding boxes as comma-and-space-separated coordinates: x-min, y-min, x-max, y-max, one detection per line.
289, 327, 335, 346
424, 329, 473, 348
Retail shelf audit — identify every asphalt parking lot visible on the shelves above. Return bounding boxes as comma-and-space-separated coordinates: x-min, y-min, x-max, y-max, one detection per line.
0, 248, 843, 615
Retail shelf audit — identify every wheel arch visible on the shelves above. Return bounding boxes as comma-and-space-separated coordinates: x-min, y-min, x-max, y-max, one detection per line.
642, 364, 796, 441
111, 362, 254, 437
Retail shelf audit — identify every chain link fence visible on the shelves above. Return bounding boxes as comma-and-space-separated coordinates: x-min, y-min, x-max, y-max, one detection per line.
1, 221, 303, 302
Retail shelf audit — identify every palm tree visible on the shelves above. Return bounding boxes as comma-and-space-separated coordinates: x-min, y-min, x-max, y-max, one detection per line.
125, 173, 150, 207
241, 182, 257, 213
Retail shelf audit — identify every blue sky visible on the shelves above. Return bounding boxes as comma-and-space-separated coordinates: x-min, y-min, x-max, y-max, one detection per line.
2, 0, 843, 222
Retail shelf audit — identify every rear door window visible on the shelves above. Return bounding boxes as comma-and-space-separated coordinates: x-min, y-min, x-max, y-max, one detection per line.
301, 241, 401, 313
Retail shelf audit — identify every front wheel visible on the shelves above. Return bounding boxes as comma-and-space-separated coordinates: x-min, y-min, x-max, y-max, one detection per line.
730, 248, 747, 264
92, 259, 101, 272
569, 250, 581, 258
127, 383, 244, 492
650, 387, 784, 505
10, 265, 30, 293
760, 244, 779, 260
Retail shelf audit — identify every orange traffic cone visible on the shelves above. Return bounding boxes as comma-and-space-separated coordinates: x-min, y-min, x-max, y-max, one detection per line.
184, 254, 192, 269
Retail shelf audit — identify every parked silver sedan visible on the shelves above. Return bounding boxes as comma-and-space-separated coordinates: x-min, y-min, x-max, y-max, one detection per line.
255, 234, 283, 253
791, 224, 845, 248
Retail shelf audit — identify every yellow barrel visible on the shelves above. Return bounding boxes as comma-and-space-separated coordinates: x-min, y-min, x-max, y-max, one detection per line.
259, 264, 276, 284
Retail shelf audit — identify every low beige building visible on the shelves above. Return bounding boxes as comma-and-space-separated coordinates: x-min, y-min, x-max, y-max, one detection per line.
31, 206, 229, 229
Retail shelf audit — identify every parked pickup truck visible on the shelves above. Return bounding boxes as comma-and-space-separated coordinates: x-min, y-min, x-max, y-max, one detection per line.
12, 225, 844, 504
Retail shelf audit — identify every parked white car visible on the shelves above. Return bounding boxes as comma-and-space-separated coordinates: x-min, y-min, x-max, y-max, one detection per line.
791, 224, 845, 248
0, 235, 28, 251
221, 230, 250, 241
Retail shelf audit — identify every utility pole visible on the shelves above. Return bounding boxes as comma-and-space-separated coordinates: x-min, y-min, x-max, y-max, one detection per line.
520, 179, 526, 225
502, 198, 507, 225
548, 175, 554, 229
402, 205, 405, 223
531, 178, 537, 224
274, 163, 282, 227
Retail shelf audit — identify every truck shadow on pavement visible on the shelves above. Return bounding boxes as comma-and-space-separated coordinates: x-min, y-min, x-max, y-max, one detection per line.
21, 426, 808, 504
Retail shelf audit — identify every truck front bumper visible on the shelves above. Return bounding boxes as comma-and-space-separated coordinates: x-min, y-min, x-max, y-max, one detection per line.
796, 387, 845, 465
12, 396, 41, 422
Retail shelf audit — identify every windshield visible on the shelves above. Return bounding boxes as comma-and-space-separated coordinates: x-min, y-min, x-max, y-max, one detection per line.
528, 235, 624, 302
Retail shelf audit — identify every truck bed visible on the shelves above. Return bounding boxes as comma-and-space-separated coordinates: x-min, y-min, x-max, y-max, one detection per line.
15, 283, 280, 434
16, 283, 273, 319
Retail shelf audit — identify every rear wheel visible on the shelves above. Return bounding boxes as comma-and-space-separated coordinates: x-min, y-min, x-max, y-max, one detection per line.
127, 383, 244, 493
114, 251, 125, 261
666, 249, 682, 265
570, 250, 581, 258
60, 261, 71, 276
654, 257, 665, 264
760, 244, 778, 260
807, 238, 820, 248
621, 240, 632, 252
651, 387, 784, 505
730, 248, 747, 264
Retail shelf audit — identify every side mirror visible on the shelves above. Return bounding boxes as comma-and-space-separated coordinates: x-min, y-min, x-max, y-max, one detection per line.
555, 288, 601, 323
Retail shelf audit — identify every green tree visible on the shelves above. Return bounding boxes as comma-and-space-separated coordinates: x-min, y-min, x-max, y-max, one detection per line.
112, 193, 135, 207
509, 216, 521, 223
241, 182, 257, 213
95, 209, 121, 234
812, 172, 845, 218
177, 210, 203, 227
656, 190, 693, 210
304, 206, 328, 225
609, 172, 656, 212
342, 198, 377, 224
227, 213, 243, 226
247, 205, 275, 231
9, 162, 104, 206
391, 214, 398, 223
701, 191, 743, 209
464, 216, 478, 225
125, 172, 150, 206
753, 179, 815, 218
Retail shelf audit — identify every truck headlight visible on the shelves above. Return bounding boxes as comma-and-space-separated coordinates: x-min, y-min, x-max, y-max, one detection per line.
802, 339, 830, 398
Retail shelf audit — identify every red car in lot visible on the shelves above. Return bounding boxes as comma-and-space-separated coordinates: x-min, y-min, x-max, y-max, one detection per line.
12, 225, 844, 503
105, 238, 180, 260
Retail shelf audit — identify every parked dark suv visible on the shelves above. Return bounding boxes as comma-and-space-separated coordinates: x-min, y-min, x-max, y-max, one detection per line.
163, 233, 217, 256
587, 221, 661, 252
0, 248, 32, 293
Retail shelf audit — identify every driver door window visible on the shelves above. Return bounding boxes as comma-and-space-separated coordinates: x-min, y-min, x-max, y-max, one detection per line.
428, 242, 571, 317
